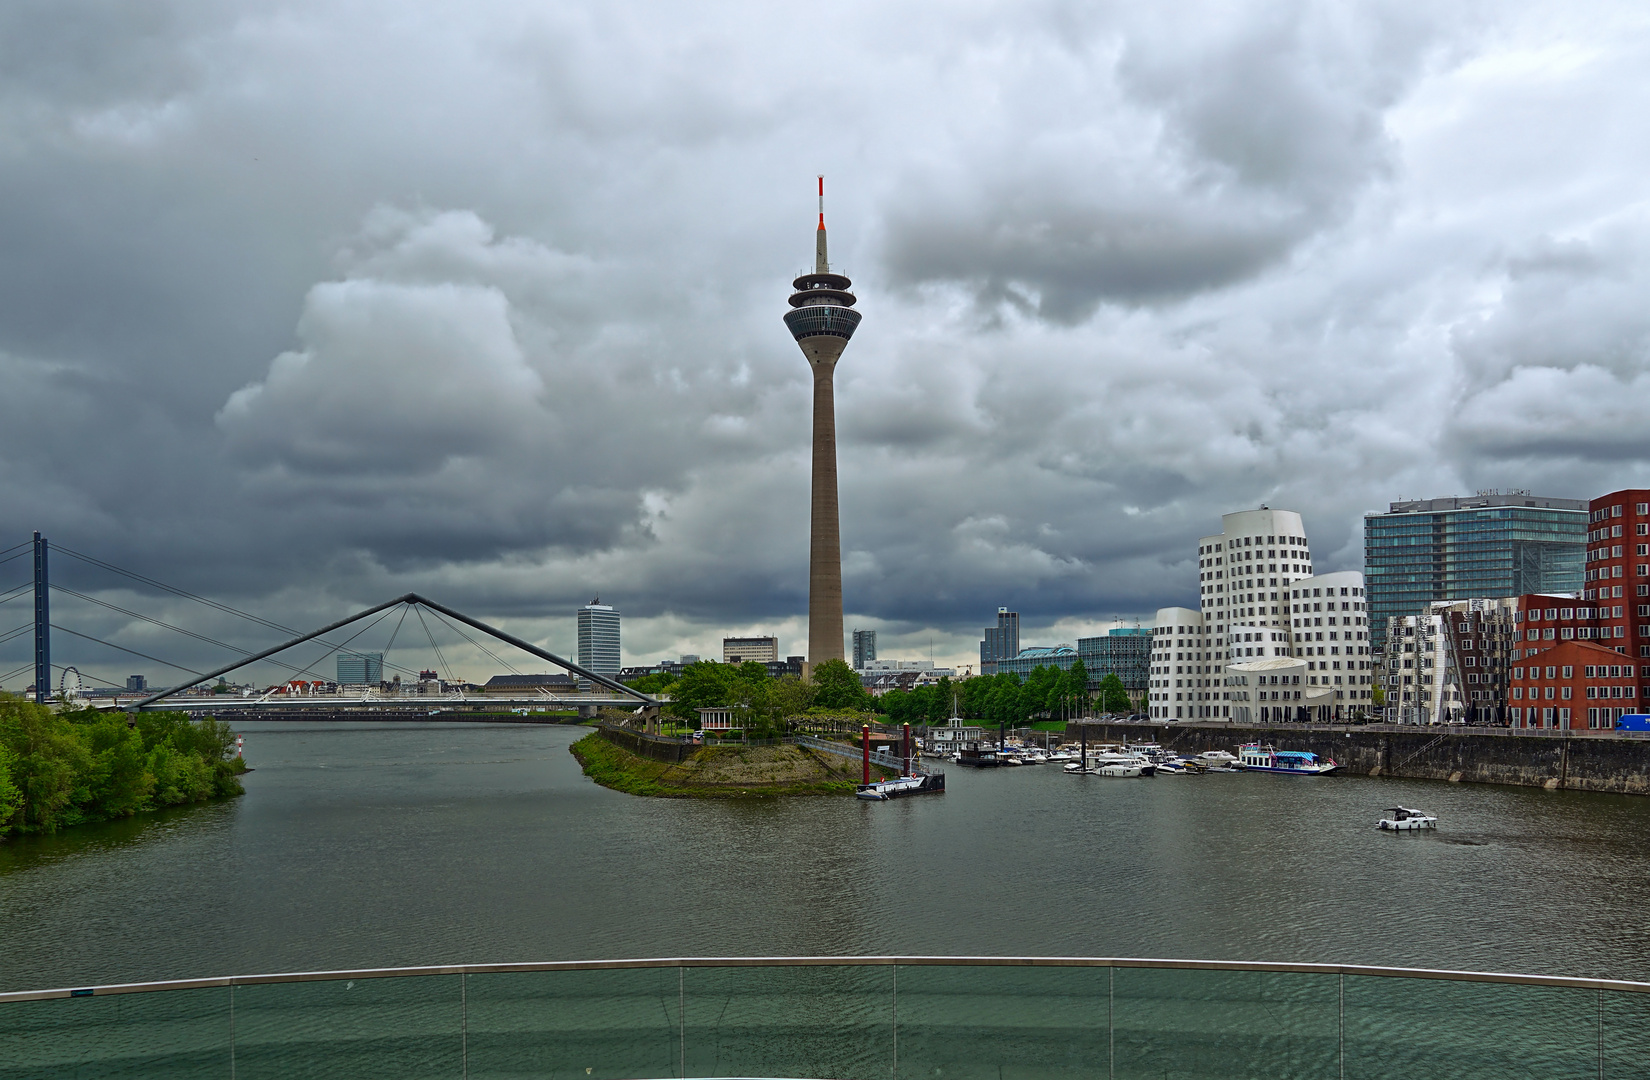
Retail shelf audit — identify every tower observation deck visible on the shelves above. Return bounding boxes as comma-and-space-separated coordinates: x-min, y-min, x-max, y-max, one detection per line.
785, 177, 859, 666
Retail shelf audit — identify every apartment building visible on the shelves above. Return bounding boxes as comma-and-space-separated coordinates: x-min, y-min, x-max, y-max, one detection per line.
1149, 507, 1374, 721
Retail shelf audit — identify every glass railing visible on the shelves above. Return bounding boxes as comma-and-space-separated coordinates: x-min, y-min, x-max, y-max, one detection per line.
4, 957, 1648, 1078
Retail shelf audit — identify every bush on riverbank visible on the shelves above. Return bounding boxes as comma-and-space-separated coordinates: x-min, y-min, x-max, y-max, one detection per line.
0, 695, 246, 839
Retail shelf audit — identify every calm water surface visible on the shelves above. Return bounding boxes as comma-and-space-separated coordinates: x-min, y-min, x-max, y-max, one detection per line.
2, 722, 1648, 991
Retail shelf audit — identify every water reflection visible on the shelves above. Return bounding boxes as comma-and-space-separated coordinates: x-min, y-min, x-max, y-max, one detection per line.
3, 721, 1649, 991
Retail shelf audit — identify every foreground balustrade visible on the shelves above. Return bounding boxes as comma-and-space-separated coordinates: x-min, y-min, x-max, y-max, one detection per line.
3, 956, 1648, 1078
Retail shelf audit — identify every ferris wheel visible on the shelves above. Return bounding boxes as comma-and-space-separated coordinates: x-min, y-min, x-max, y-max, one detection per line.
58, 666, 86, 699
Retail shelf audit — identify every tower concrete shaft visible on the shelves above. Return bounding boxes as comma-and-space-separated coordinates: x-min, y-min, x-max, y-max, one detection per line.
784, 178, 861, 665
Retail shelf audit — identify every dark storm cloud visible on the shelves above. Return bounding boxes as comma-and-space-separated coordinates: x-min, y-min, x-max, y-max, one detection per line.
1, 0, 1648, 681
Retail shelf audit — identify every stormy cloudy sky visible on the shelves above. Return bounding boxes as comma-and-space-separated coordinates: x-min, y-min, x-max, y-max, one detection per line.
3, 0, 1649, 685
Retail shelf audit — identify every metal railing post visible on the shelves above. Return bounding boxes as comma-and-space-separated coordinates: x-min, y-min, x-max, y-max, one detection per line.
891, 962, 898, 1078
1108, 965, 1115, 1080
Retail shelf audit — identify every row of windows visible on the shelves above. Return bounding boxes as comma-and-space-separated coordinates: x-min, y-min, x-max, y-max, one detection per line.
1590, 502, 1650, 523
1513, 686, 1637, 700
1588, 523, 1650, 541
1514, 664, 1650, 679
1198, 535, 1306, 556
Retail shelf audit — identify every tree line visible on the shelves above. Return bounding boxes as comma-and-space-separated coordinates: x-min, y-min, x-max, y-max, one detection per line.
0, 695, 246, 839
626, 658, 873, 738
624, 658, 1139, 736
878, 661, 1135, 728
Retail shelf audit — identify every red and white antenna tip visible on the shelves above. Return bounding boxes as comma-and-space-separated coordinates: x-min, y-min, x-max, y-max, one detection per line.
817, 175, 825, 229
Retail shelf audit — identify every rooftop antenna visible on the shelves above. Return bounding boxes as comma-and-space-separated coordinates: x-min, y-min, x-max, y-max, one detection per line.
815, 175, 828, 273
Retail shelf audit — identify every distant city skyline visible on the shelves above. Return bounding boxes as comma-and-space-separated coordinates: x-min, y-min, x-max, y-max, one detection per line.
2, 1, 1647, 686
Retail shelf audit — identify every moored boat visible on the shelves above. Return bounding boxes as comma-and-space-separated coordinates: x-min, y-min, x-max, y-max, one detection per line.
1237, 743, 1339, 775
957, 743, 1001, 768
857, 772, 946, 800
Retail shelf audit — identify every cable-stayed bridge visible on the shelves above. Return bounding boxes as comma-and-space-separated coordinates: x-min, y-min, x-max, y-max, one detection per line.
0, 534, 659, 721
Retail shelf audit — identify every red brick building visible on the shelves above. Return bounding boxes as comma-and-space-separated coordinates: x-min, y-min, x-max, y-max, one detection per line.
1583, 489, 1650, 656
1508, 640, 1645, 730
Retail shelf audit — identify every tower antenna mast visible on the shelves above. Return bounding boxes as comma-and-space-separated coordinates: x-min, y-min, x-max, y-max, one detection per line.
784, 177, 861, 667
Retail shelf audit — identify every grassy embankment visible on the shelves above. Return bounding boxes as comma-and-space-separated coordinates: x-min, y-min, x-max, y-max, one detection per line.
570, 731, 891, 798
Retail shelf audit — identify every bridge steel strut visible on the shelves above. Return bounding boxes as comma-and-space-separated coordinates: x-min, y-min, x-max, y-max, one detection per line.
33, 532, 49, 705
126, 593, 656, 713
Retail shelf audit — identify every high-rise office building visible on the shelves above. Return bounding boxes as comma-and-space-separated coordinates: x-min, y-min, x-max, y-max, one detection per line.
979, 608, 1020, 674
783, 177, 861, 665
723, 636, 779, 664
851, 629, 877, 669
1364, 494, 1587, 650
1077, 628, 1153, 692
1149, 507, 1375, 721
337, 651, 384, 685
577, 600, 621, 689
125, 674, 147, 692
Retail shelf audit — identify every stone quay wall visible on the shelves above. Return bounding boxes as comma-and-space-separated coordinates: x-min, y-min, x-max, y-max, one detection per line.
1062, 721, 1650, 795
596, 724, 696, 764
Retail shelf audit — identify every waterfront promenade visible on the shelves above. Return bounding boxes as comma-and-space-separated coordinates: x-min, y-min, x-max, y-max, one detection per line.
1065, 719, 1650, 794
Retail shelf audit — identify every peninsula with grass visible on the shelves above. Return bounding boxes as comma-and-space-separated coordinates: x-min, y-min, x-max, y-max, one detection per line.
572, 658, 896, 797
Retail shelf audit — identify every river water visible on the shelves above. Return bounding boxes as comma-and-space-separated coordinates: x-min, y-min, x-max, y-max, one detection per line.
2, 722, 1648, 992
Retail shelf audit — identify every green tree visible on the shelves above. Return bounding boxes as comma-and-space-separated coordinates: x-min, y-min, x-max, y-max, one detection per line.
664, 661, 738, 721
0, 696, 244, 836
626, 671, 678, 695
810, 658, 871, 711
1067, 659, 1090, 718
0, 741, 21, 839
0, 698, 90, 832
1097, 672, 1131, 714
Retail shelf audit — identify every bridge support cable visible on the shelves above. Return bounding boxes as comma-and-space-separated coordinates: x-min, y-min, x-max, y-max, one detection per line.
126, 593, 657, 711
127, 595, 421, 710
406, 594, 652, 704
45, 583, 382, 686
53, 544, 306, 639
47, 546, 445, 686
50, 625, 207, 678
0, 623, 32, 648
412, 606, 455, 687
265, 605, 402, 692
422, 608, 523, 676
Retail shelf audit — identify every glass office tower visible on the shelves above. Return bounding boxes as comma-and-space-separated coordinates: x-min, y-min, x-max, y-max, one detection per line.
1363, 494, 1586, 649
576, 601, 621, 689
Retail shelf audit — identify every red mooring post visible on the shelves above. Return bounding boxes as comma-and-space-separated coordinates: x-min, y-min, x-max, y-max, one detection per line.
902, 723, 911, 777
862, 725, 871, 784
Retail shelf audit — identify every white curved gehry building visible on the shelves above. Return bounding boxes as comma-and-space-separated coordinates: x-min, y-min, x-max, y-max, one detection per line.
1147, 508, 1377, 722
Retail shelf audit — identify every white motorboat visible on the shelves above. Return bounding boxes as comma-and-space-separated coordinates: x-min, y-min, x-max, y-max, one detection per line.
1194, 750, 1241, 771
857, 773, 946, 800
1377, 807, 1437, 831
1022, 749, 1048, 765
1046, 749, 1077, 765
1088, 751, 1155, 777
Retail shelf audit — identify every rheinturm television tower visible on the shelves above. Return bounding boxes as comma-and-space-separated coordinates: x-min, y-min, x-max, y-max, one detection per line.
784, 176, 861, 665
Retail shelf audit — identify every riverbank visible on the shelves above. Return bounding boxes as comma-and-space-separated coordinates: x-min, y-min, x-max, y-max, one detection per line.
1, 698, 248, 839
570, 731, 888, 797
1066, 720, 1650, 794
